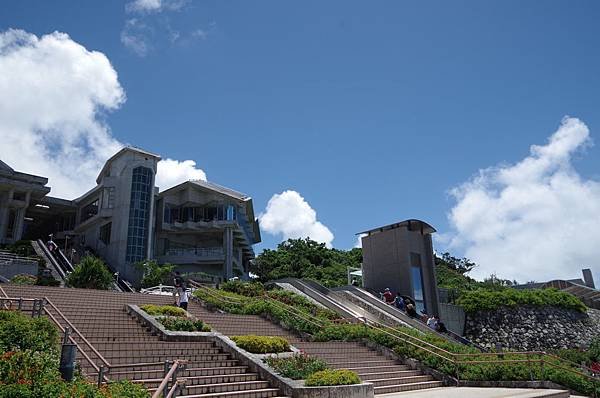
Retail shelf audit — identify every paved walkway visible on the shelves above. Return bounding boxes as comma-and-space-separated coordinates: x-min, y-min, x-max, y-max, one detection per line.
379, 387, 571, 398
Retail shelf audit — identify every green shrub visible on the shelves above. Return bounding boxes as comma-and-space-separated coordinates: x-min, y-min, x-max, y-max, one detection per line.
456, 288, 587, 313
231, 335, 290, 354
0, 311, 59, 353
66, 256, 114, 290
305, 369, 361, 386
222, 280, 265, 297
158, 317, 210, 332
9, 274, 36, 285
135, 260, 175, 289
265, 353, 328, 379
140, 304, 186, 317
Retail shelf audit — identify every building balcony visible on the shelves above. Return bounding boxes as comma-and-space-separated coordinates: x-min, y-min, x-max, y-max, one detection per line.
157, 246, 225, 264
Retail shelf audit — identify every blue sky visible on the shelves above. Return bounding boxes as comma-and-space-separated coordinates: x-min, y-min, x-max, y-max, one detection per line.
1, 1, 599, 282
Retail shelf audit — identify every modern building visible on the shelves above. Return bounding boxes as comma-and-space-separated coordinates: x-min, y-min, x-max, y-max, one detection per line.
0, 147, 261, 284
358, 219, 440, 316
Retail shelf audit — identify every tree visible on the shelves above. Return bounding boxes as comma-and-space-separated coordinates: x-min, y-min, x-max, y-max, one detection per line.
251, 238, 362, 287
435, 252, 476, 275
136, 260, 175, 288
66, 256, 114, 290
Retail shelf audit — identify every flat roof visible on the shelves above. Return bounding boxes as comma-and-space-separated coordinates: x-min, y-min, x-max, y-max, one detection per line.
357, 219, 436, 235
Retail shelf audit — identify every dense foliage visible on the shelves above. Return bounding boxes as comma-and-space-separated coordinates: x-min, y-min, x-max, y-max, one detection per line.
221, 280, 265, 296
304, 369, 361, 386
456, 288, 587, 314
552, 338, 600, 367
0, 310, 148, 397
264, 353, 328, 379
140, 304, 186, 317
158, 317, 210, 332
231, 335, 290, 354
66, 256, 114, 290
251, 238, 362, 287
135, 260, 175, 288
0, 311, 58, 353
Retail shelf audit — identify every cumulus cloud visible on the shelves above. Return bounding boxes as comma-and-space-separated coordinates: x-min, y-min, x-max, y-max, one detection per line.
355, 234, 366, 248
0, 29, 206, 199
259, 190, 334, 247
0, 29, 124, 198
447, 117, 600, 283
156, 158, 207, 191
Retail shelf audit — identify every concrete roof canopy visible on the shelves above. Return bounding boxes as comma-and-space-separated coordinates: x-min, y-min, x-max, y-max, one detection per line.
357, 219, 437, 236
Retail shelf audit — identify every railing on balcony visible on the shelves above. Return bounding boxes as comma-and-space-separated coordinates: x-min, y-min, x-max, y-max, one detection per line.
164, 247, 224, 258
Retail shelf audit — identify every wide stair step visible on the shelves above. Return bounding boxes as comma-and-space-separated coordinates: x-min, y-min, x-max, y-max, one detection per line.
374, 380, 444, 394
178, 389, 285, 398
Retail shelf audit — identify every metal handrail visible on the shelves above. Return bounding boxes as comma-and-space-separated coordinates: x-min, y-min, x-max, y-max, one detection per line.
43, 296, 111, 368
151, 360, 182, 398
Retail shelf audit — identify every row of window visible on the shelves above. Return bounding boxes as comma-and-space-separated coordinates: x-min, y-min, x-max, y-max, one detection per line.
163, 204, 237, 224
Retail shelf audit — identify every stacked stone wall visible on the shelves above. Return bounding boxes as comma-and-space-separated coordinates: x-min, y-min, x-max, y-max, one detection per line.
464, 306, 600, 350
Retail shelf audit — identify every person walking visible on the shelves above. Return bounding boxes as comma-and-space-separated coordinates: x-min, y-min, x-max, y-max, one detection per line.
177, 286, 189, 311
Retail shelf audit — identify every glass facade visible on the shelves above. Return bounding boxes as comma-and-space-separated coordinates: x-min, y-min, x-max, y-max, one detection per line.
411, 260, 426, 314
125, 167, 153, 263
163, 204, 236, 223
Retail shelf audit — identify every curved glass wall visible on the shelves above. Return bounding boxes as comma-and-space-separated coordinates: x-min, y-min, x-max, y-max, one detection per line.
126, 166, 153, 263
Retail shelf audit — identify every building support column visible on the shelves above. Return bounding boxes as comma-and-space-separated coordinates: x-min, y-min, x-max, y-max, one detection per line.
223, 227, 233, 280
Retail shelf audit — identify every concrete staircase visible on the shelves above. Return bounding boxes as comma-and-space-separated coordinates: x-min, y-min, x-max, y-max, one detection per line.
1, 284, 288, 398
187, 296, 443, 394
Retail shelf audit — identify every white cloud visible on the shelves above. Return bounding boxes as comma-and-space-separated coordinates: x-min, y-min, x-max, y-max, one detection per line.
0, 29, 206, 199
259, 190, 334, 247
126, 0, 187, 13
0, 29, 124, 198
355, 233, 366, 248
156, 158, 207, 191
447, 117, 600, 284
120, 19, 151, 57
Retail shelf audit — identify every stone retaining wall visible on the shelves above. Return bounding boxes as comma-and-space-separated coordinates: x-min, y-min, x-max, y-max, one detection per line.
464, 306, 600, 350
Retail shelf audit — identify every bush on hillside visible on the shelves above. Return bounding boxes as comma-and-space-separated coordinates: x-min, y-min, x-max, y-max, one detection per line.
265, 353, 328, 379
158, 317, 210, 332
251, 238, 362, 287
456, 288, 587, 313
222, 280, 265, 297
304, 369, 361, 386
231, 335, 290, 354
66, 256, 114, 290
140, 304, 186, 317
0, 310, 59, 353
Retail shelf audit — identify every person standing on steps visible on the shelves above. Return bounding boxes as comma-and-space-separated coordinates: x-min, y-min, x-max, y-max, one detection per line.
177, 286, 189, 311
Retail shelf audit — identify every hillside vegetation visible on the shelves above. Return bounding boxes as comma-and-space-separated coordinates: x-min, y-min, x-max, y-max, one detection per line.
250, 238, 362, 287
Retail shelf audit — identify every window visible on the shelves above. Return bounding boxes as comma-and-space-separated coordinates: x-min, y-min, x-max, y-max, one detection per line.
125, 167, 153, 263
99, 222, 111, 245
410, 252, 426, 314
6, 209, 16, 239
101, 187, 115, 209
80, 198, 99, 223
13, 192, 26, 201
